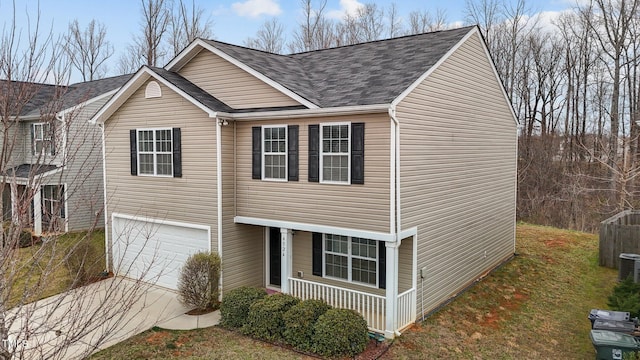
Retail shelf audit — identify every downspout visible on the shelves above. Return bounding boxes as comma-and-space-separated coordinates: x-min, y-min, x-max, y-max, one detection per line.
388, 105, 402, 337
215, 117, 223, 294
100, 123, 110, 272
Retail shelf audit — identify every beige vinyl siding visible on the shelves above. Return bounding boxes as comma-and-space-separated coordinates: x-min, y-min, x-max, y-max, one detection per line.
61, 98, 107, 230
236, 114, 391, 234
396, 32, 517, 318
104, 80, 218, 254
220, 123, 264, 292
178, 49, 301, 109
398, 236, 413, 293
291, 231, 385, 296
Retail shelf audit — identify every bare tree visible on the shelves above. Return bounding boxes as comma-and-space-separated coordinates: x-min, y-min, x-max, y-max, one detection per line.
244, 18, 286, 53
289, 0, 337, 52
407, 9, 448, 35
168, 0, 213, 57
0, 4, 169, 358
63, 20, 114, 82
119, 0, 171, 71
387, 3, 403, 38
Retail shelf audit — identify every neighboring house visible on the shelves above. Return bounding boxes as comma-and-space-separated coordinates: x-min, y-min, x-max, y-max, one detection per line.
91, 25, 517, 338
0, 75, 130, 235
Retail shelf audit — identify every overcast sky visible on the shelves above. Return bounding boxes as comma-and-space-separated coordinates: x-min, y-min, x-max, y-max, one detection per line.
0, 0, 577, 80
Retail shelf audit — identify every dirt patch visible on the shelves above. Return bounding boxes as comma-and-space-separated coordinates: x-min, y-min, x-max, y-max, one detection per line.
145, 331, 171, 346
477, 291, 529, 329
543, 238, 570, 248
186, 305, 218, 315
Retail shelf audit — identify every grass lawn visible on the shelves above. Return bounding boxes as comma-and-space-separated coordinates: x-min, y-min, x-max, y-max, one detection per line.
9, 229, 105, 306
92, 223, 616, 359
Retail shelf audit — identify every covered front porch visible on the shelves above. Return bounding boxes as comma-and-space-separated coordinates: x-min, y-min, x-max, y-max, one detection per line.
2, 164, 67, 235
256, 223, 417, 338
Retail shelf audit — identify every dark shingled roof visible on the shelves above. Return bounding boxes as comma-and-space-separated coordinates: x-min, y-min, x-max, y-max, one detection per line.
5, 164, 59, 178
1, 74, 132, 118
201, 26, 475, 107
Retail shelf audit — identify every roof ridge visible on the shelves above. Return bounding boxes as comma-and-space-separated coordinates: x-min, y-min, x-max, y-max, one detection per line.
290, 25, 476, 56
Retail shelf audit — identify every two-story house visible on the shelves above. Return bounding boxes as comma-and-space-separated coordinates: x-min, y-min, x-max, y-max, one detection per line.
91, 26, 517, 338
1, 75, 129, 235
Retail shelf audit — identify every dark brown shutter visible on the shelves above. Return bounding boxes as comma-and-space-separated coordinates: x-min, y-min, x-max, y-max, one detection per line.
172, 128, 182, 178
30, 125, 35, 155
351, 122, 365, 184
50, 122, 56, 156
252, 126, 261, 179
378, 241, 386, 289
130, 130, 137, 176
308, 124, 319, 182
312, 232, 323, 276
288, 125, 299, 181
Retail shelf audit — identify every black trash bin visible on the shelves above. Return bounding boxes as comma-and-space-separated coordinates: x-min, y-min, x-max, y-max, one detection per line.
593, 319, 637, 334
590, 309, 631, 328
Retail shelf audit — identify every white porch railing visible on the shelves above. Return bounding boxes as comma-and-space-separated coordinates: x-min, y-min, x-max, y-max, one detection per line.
288, 278, 386, 333
397, 288, 416, 331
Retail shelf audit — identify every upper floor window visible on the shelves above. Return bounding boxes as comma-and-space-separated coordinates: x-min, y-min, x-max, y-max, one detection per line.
308, 122, 364, 185
130, 128, 181, 178
137, 129, 173, 176
263, 126, 287, 180
252, 125, 299, 182
321, 124, 350, 183
32, 123, 55, 156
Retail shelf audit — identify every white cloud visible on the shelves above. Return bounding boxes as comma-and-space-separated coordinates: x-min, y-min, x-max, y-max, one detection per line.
231, 0, 282, 18
327, 0, 365, 19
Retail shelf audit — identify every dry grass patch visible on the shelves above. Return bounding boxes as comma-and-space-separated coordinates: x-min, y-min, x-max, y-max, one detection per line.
382, 223, 616, 359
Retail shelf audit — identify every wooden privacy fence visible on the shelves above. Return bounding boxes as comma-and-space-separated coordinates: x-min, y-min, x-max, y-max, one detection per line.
600, 210, 640, 269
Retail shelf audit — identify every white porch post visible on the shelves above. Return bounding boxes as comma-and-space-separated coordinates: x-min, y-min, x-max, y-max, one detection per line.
385, 239, 400, 339
33, 186, 42, 236
280, 228, 293, 294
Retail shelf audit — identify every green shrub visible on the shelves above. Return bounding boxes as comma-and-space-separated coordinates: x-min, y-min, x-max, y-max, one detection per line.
66, 237, 104, 287
608, 276, 640, 318
283, 299, 331, 351
313, 308, 369, 357
241, 294, 299, 341
220, 287, 267, 328
177, 251, 221, 311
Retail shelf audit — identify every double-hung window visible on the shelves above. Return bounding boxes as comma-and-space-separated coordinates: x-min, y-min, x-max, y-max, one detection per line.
324, 234, 378, 286
42, 184, 65, 220
320, 124, 350, 183
137, 129, 173, 176
263, 126, 287, 180
32, 123, 54, 156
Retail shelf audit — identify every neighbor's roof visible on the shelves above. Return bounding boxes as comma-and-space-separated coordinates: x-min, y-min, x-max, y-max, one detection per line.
199, 26, 475, 108
1, 74, 132, 118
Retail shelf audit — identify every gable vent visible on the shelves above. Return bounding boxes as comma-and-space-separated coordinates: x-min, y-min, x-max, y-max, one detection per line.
145, 81, 162, 98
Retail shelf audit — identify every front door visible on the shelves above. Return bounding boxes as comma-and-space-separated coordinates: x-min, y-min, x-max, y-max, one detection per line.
269, 227, 281, 287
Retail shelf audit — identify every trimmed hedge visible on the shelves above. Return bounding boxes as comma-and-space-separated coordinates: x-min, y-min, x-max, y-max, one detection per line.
313, 308, 369, 357
177, 251, 221, 311
242, 293, 299, 341
283, 299, 331, 351
608, 276, 640, 318
220, 287, 267, 328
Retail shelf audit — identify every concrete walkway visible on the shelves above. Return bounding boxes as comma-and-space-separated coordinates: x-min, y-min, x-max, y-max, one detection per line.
5, 277, 219, 360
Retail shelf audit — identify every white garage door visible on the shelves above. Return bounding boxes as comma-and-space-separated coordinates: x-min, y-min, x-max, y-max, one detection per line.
112, 214, 210, 290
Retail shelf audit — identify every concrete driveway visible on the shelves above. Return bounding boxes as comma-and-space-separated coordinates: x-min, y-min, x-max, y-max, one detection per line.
5, 277, 190, 360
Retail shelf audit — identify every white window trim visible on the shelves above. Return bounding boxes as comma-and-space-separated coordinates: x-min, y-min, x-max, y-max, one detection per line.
137, 128, 173, 177
319, 122, 351, 185
261, 125, 288, 182
322, 234, 378, 288
32, 122, 54, 156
